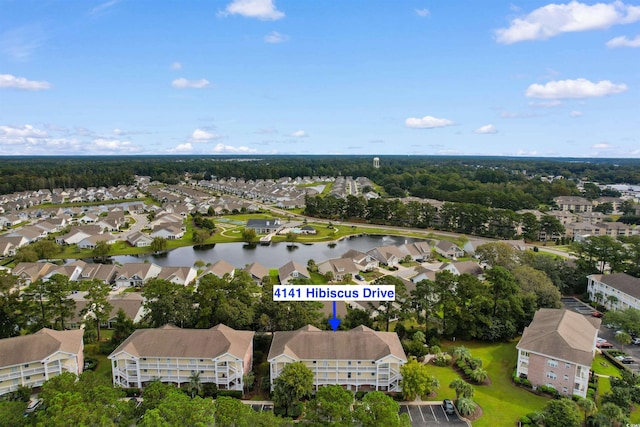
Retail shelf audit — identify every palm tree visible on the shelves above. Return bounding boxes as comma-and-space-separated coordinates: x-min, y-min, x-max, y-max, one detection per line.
455, 397, 477, 417
188, 371, 202, 398
449, 378, 467, 399
576, 397, 596, 426
450, 346, 471, 361
470, 368, 488, 384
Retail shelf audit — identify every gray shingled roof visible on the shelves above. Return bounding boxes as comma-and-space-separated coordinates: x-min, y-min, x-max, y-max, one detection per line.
590, 273, 640, 300
109, 324, 253, 359
0, 328, 84, 367
517, 308, 599, 367
268, 325, 406, 362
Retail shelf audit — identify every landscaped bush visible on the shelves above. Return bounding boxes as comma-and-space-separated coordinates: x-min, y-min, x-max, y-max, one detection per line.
513, 376, 522, 385
217, 390, 243, 399
587, 388, 595, 399
537, 385, 559, 398
429, 345, 441, 354
522, 379, 532, 388
355, 391, 368, 400
432, 352, 452, 367
467, 357, 483, 370
520, 415, 532, 425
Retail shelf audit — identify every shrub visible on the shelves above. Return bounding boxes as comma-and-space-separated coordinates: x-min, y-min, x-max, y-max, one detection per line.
432, 352, 452, 367
513, 376, 522, 385
522, 379, 532, 388
355, 391, 368, 400
429, 345, 441, 354
467, 357, 483, 370
217, 390, 243, 399
587, 389, 595, 399
520, 415, 532, 425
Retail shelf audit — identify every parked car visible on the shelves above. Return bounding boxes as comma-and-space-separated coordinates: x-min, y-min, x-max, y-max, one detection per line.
632, 337, 640, 345
592, 311, 603, 318
354, 274, 365, 281
24, 398, 43, 416
596, 341, 614, 349
621, 357, 635, 364
443, 399, 455, 415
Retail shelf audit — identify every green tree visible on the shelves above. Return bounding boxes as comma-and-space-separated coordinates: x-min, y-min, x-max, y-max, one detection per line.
470, 368, 488, 384
353, 391, 411, 427
342, 306, 373, 329
0, 401, 28, 427
192, 229, 210, 244
256, 283, 324, 332
150, 237, 168, 253
370, 275, 408, 332
305, 385, 354, 426
195, 271, 259, 329
139, 389, 215, 427
400, 359, 439, 401
80, 279, 112, 342
576, 397, 596, 426
142, 279, 195, 328
542, 398, 581, 427
0, 271, 21, 338
91, 240, 111, 261
272, 361, 314, 417
449, 377, 473, 399
241, 228, 257, 243
111, 308, 135, 345
188, 371, 202, 398
512, 265, 562, 309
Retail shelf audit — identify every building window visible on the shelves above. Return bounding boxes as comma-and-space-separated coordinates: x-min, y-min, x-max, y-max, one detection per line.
547, 360, 558, 368
546, 372, 557, 380
24, 364, 29, 368
564, 375, 569, 381
563, 387, 568, 394
520, 351, 530, 357
565, 363, 571, 369
313, 361, 316, 364
26, 376, 30, 380
348, 361, 352, 366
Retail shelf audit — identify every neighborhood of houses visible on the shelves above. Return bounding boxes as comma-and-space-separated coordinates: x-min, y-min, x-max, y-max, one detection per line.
0, 176, 639, 404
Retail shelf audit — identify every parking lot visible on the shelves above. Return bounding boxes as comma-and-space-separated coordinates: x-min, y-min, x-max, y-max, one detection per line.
399, 403, 470, 427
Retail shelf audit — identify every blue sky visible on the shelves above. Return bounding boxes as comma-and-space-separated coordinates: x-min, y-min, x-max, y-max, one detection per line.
1, 0, 638, 157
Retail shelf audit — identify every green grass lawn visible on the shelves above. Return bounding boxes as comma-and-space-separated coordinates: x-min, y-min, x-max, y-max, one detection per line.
592, 354, 622, 378
431, 340, 549, 427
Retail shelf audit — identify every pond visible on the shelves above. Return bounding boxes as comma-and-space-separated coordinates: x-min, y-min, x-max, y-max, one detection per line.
110, 235, 421, 269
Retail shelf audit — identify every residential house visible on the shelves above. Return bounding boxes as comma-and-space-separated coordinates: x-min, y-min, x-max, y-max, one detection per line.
113, 263, 162, 289
69, 261, 118, 285
126, 231, 153, 247
11, 262, 56, 285
268, 325, 407, 392
244, 262, 270, 284
0, 328, 84, 396
109, 324, 254, 390
77, 233, 117, 250
441, 260, 484, 277
434, 240, 465, 259
157, 266, 197, 286
278, 261, 310, 285
198, 260, 236, 282
516, 308, 599, 398
151, 224, 185, 240
587, 273, 640, 311
317, 258, 360, 281
42, 264, 83, 282
398, 241, 432, 261
0, 236, 28, 258
245, 218, 281, 234
70, 293, 145, 329
341, 249, 379, 271
366, 245, 405, 267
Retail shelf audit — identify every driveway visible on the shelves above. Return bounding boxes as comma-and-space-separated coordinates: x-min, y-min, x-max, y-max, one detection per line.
399, 402, 470, 427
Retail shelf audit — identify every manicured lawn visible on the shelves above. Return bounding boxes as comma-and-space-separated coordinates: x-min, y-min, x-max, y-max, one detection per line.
429, 340, 549, 427
592, 354, 622, 378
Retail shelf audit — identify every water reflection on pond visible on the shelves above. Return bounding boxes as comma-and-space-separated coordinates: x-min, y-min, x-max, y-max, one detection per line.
111, 235, 421, 268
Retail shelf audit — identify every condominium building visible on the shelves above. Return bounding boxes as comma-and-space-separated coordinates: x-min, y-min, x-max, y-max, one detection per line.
109, 324, 254, 391
268, 325, 407, 392
0, 329, 84, 396
516, 308, 599, 398
587, 273, 640, 311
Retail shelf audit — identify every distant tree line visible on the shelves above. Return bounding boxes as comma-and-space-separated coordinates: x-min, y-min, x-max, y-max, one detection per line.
1, 156, 637, 207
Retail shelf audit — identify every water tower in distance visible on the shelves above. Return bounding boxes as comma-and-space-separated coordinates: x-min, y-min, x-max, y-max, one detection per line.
373, 157, 380, 168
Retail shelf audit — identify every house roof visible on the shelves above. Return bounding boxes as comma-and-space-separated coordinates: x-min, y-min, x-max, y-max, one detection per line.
268, 325, 406, 362
201, 260, 235, 278
517, 308, 600, 367
278, 260, 309, 279
0, 328, 83, 367
244, 262, 270, 280
589, 273, 640, 300
109, 324, 253, 359
71, 292, 145, 324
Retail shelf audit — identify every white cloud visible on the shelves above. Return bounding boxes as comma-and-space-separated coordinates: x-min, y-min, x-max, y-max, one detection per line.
606, 34, 640, 47
290, 130, 308, 137
415, 8, 430, 17
0, 74, 51, 90
529, 100, 562, 107
191, 128, 222, 141
516, 150, 539, 156
525, 78, 628, 99
167, 143, 194, 153
171, 77, 211, 89
495, 1, 640, 44
219, 0, 285, 20
211, 143, 257, 153
264, 31, 289, 43
0, 24, 46, 60
170, 61, 182, 70
570, 110, 583, 117
0, 124, 48, 138
593, 143, 611, 149
475, 124, 498, 134
405, 115, 454, 129
89, 0, 121, 17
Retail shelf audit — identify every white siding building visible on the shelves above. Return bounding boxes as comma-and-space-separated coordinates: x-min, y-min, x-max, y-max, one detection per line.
587, 273, 640, 311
